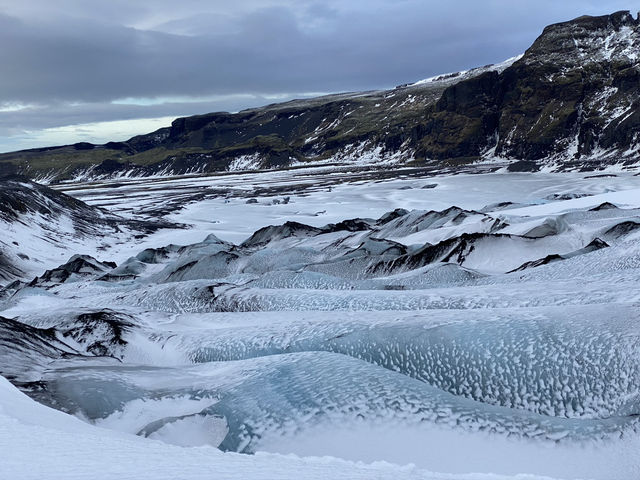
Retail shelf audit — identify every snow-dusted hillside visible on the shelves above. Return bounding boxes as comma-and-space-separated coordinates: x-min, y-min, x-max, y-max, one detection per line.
0, 176, 178, 285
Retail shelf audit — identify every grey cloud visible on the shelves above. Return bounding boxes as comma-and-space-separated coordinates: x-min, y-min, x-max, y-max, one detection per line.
0, 0, 635, 150
0, 94, 321, 137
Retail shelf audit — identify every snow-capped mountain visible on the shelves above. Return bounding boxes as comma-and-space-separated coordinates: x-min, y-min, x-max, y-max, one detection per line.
1, 11, 639, 182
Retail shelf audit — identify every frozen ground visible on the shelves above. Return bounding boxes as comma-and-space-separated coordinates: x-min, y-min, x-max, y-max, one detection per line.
2, 166, 640, 479
59, 168, 640, 254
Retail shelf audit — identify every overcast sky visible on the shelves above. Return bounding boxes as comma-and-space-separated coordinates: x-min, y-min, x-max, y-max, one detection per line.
0, 1, 634, 152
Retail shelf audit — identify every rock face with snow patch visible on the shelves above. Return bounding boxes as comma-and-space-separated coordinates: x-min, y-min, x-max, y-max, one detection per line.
0, 310, 133, 384
419, 11, 640, 167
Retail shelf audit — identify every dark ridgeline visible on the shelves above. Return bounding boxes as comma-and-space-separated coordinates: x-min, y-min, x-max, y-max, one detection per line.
1, 11, 639, 181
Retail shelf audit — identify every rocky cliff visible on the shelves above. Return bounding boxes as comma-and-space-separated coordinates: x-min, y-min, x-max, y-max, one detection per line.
421, 10, 640, 169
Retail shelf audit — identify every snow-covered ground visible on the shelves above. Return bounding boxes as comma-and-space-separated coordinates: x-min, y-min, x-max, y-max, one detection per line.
2, 166, 640, 480
59, 169, 640, 256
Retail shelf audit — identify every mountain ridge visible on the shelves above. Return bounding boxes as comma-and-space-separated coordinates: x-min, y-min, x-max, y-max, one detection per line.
1, 10, 639, 182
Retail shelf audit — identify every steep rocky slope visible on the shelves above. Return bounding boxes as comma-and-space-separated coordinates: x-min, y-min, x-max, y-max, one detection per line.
423, 10, 640, 168
0, 176, 175, 284
1, 11, 639, 181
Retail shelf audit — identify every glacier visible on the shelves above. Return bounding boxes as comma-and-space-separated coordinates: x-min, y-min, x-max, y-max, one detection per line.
1, 170, 640, 479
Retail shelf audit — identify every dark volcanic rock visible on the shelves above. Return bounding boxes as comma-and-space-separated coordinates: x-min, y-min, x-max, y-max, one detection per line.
376, 208, 410, 225
0, 175, 90, 223
508, 237, 609, 272
0, 252, 25, 285
61, 310, 135, 358
546, 192, 593, 201
603, 220, 640, 238
29, 255, 116, 288
0, 311, 135, 385
507, 161, 540, 172
368, 232, 506, 275
321, 218, 375, 233
0, 316, 74, 383
135, 245, 182, 264
241, 221, 324, 247
589, 202, 619, 211
509, 254, 565, 272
